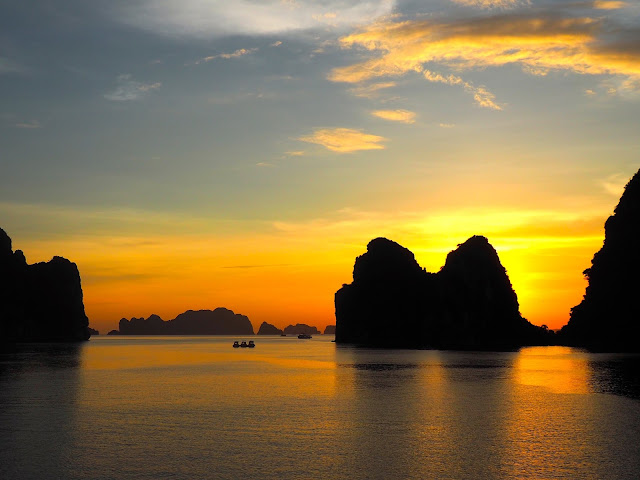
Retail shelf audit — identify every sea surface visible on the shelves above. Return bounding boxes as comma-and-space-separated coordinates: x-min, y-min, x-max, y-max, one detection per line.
1, 336, 639, 480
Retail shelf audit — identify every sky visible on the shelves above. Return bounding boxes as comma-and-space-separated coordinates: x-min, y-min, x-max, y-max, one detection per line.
1, 0, 639, 334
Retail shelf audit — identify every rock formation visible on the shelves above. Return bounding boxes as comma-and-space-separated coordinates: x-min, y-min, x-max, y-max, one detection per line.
323, 325, 336, 335
115, 308, 254, 335
257, 321, 284, 335
335, 236, 549, 349
283, 323, 320, 336
0, 227, 90, 342
88, 327, 99, 336
559, 169, 640, 351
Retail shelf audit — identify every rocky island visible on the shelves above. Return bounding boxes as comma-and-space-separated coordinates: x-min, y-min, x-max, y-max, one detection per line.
335, 235, 550, 349
257, 321, 284, 335
559, 169, 640, 352
283, 323, 320, 336
0, 227, 90, 342
110, 308, 254, 335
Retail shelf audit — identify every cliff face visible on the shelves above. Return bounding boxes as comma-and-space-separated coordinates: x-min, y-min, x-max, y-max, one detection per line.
117, 308, 254, 335
560, 170, 640, 351
257, 322, 284, 335
0, 228, 90, 342
335, 235, 548, 349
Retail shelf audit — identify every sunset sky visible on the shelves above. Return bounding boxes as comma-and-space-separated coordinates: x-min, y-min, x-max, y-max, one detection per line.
2, 0, 639, 333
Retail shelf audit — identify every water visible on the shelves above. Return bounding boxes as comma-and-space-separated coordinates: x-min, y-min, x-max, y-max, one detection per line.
1, 336, 639, 480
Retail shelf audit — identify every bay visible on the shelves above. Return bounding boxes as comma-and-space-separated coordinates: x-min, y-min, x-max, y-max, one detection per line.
1, 336, 639, 479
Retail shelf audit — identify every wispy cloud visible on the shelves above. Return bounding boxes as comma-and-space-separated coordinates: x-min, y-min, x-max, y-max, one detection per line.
451, 0, 525, 7
195, 48, 258, 64
439, 123, 456, 128
104, 74, 161, 101
602, 173, 630, 196
423, 70, 502, 110
349, 81, 396, 98
0, 57, 26, 75
256, 162, 275, 167
14, 120, 41, 129
285, 151, 305, 157
329, 13, 640, 105
299, 128, 387, 153
116, 1, 395, 38
371, 109, 416, 123
593, 0, 628, 9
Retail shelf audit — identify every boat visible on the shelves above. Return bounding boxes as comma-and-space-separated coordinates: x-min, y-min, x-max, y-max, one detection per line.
298, 334, 312, 339
248, 340, 255, 348
280, 334, 286, 337
233, 341, 240, 348
240, 341, 248, 348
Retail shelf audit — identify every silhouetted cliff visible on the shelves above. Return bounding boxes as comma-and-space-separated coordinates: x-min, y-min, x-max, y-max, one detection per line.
324, 325, 336, 335
88, 327, 99, 336
559, 170, 640, 351
0, 227, 90, 342
283, 323, 320, 335
115, 308, 254, 335
257, 322, 283, 335
335, 236, 549, 349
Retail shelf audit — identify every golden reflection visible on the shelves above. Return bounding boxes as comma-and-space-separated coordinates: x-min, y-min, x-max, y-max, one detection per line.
514, 346, 591, 394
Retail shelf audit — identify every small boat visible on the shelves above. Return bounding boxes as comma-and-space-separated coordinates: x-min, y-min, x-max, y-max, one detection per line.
233, 341, 240, 348
240, 341, 248, 348
298, 334, 312, 339
280, 334, 286, 337
248, 340, 255, 348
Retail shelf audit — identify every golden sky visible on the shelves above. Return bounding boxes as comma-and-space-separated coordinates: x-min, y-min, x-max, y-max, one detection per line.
1, 0, 639, 333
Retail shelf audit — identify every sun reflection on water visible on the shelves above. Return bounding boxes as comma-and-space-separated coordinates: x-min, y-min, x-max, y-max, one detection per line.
514, 346, 591, 394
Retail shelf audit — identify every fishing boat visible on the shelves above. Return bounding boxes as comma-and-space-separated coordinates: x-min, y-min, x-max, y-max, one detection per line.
298, 334, 312, 339
240, 341, 248, 348
248, 340, 255, 348
232, 341, 240, 348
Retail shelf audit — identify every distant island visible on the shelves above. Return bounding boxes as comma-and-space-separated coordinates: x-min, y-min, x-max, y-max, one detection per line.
323, 325, 336, 335
109, 308, 254, 335
559, 169, 640, 352
335, 235, 551, 350
257, 322, 284, 335
283, 323, 320, 336
0, 227, 90, 342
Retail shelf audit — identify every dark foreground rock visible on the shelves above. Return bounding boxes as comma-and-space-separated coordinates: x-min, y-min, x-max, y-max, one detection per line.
0, 227, 90, 342
116, 308, 254, 335
283, 323, 320, 336
335, 236, 550, 350
257, 321, 284, 335
559, 169, 640, 351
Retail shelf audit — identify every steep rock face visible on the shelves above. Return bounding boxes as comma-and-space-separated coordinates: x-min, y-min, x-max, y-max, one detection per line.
335, 235, 548, 349
323, 325, 336, 335
436, 236, 544, 349
257, 322, 283, 335
335, 237, 435, 347
560, 170, 640, 351
283, 323, 320, 335
116, 308, 254, 335
0, 228, 90, 342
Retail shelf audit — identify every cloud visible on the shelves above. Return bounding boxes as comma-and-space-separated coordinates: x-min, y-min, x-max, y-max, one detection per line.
256, 162, 275, 167
270, 41, 283, 47
423, 70, 502, 109
299, 127, 387, 153
602, 173, 630, 196
116, 1, 395, 38
349, 81, 397, 98
371, 109, 416, 123
329, 13, 640, 101
285, 151, 305, 156
450, 0, 524, 7
195, 48, 258, 64
593, 0, 628, 9
104, 74, 161, 101
14, 120, 41, 129
0, 57, 26, 75
439, 123, 456, 128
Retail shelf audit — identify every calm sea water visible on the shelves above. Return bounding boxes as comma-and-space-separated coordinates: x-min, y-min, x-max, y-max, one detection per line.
1, 336, 639, 480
